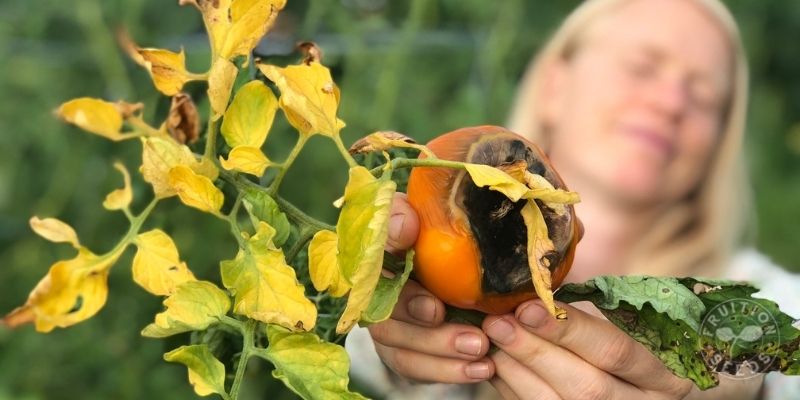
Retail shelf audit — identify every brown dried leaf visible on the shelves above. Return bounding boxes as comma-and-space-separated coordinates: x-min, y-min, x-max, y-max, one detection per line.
166, 93, 201, 144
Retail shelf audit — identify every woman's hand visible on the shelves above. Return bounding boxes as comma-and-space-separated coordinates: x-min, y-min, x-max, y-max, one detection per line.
369, 193, 496, 384
483, 299, 694, 400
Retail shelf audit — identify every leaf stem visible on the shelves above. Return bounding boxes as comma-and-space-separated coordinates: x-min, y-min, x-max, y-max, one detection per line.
204, 116, 220, 160
284, 227, 315, 263
268, 135, 308, 195
332, 134, 357, 168
127, 116, 162, 137
229, 319, 256, 400
368, 156, 466, 177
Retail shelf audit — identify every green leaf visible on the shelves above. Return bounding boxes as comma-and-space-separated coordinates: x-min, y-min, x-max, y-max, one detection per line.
335, 167, 396, 333
555, 276, 800, 390
361, 249, 414, 325
241, 188, 290, 247
256, 325, 367, 400
142, 281, 230, 338
164, 344, 227, 397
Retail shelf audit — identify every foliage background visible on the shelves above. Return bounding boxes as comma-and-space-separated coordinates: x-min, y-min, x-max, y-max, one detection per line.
0, 0, 798, 399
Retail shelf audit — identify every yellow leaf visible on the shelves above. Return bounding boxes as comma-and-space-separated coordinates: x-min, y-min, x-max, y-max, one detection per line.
308, 230, 350, 297
523, 172, 580, 213
220, 80, 278, 148
164, 345, 226, 397
3, 246, 125, 332
142, 281, 230, 338
258, 61, 346, 137
349, 131, 436, 158
56, 98, 122, 140
220, 0, 286, 59
132, 229, 197, 296
208, 57, 238, 121
103, 162, 133, 210
521, 201, 566, 320
141, 136, 218, 198
29, 216, 81, 249
180, 0, 232, 59
137, 47, 193, 96
168, 165, 224, 214
220, 222, 317, 331
261, 325, 368, 399
464, 163, 531, 202
219, 146, 271, 176
335, 167, 396, 333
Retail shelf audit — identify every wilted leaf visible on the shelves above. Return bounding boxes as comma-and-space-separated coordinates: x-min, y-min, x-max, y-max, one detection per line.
142, 281, 230, 338
103, 162, 133, 210
219, 0, 286, 60
349, 131, 435, 158
308, 230, 350, 297
164, 345, 226, 397
3, 246, 125, 332
140, 136, 218, 198
258, 61, 345, 137
220, 80, 278, 148
29, 216, 80, 249
168, 165, 224, 214
132, 229, 197, 296
241, 188, 290, 247
56, 98, 123, 140
521, 201, 565, 320
523, 172, 580, 213
220, 222, 316, 331
208, 57, 238, 121
219, 146, 271, 176
297, 41, 323, 65
257, 325, 367, 400
335, 167, 396, 333
166, 93, 201, 144
135, 47, 193, 96
464, 163, 531, 202
362, 249, 415, 324
180, 0, 231, 59
555, 276, 800, 389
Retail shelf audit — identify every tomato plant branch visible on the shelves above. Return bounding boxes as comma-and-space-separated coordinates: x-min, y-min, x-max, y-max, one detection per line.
268, 135, 308, 195
285, 226, 315, 263
332, 134, 358, 168
229, 319, 256, 400
368, 156, 466, 177
204, 116, 220, 160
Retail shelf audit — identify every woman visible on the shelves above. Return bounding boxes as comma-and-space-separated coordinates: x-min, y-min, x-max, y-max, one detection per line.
350, 0, 800, 398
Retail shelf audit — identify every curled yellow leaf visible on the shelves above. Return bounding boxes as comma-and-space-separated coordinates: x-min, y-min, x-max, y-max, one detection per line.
308, 230, 350, 297
220, 222, 317, 331
141, 136, 218, 198
521, 201, 566, 320
220, 0, 286, 59
133, 229, 197, 296
335, 167, 396, 333
208, 57, 238, 120
219, 146, 271, 176
103, 162, 133, 210
3, 246, 125, 332
220, 80, 278, 148
56, 98, 123, 140
29, 216, 80, 249
258, 61, 346, 137
164, 345, 226, 397
142, 281, 230, 338
168, 165, 225, 214
464, 163, 531, 202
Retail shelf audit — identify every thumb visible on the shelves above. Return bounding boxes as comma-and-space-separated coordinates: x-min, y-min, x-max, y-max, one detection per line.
385, 192, 419, 256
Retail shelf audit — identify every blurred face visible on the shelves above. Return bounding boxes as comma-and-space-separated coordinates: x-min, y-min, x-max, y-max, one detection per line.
543, 0, 733, 208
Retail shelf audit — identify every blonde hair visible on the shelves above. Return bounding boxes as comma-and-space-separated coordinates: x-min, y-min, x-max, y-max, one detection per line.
507, 0, 751, 277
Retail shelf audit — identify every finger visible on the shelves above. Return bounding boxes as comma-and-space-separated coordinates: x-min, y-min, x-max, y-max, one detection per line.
390, 279, 446, 326
385, 192, 419, 256
515, 300, 692, 395
490, 351, 560, 400
484, 314, 643, 400
374, 342, 494, 384
368, 318, 490, 361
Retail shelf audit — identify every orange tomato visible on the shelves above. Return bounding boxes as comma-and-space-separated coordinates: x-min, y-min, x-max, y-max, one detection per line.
407, 126, 582, 314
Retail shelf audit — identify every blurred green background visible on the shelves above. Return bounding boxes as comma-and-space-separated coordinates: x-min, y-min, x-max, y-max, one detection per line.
1, 0, 798, 399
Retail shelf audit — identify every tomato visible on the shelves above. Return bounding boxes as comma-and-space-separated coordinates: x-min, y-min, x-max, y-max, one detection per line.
407, 125, 581, 314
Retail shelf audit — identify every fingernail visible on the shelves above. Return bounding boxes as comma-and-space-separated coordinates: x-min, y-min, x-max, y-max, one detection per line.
485, 318, 515, 345
517, 301, 548, 329
407, 295, 437, 323
465, 361, 492, 380
388, 213, 406, 241
455, 333, 483, 356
